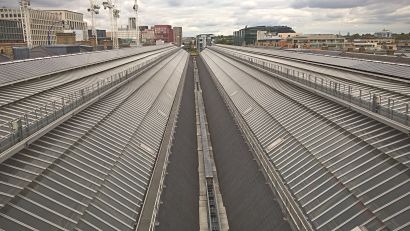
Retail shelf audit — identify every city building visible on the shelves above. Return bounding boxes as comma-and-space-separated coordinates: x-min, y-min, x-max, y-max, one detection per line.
56, 32, 76, 44
0, 19, 25, 59
128, 17, 136, 29
287, 34, 346, 49
153, 25, 173, 43
87, 29, 107, 43
141, 28, 155, 45
110, 25, 138, 44
173, 26, 182, 47
0, 8, 63, 46
0, 19, 24, 43
374, 29, 392, 38
45, 10, 88, 41
233, 26, 295, 46
196, 34, 215, 51
352, 38, 397, 52
255, 30, 282, 46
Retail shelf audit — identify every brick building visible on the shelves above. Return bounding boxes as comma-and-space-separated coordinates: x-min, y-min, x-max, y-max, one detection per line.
153, 25, 173, 43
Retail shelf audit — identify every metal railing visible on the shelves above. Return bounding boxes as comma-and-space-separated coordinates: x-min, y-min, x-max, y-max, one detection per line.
215, 48, 410, 130
0, 49, 176, 154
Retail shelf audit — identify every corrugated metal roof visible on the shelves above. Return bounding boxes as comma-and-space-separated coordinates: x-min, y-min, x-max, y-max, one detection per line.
202, 48, 410, 231
0, 45, 172, 86
216, 45, 410, 80
0, 50, 188, 230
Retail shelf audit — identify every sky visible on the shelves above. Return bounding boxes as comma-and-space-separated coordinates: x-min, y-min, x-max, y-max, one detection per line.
1, 0, 409, 37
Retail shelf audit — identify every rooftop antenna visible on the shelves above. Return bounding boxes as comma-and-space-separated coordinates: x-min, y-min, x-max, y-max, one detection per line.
88, 0, 100, 47
133, 0, 140, 46
103, 0, 120, 49
19, 0, 33, 48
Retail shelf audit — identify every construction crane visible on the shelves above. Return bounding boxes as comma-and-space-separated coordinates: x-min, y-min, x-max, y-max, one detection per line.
88, 0, 100, 47
103, 0, 120, 49
133, 0, 140, 46
19, 0, 32, 48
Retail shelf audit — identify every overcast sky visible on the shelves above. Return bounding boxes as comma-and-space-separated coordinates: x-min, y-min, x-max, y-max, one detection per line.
1, 0, 409, 37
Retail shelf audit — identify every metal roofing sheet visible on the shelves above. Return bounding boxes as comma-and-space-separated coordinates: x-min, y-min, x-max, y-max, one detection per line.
202, 49, 410, 231
0, 45, 172, 86
216, 45, 410, 80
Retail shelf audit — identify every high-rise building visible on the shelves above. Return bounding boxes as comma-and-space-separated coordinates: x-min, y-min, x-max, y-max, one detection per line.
128, 17, 136, 29
173, 26, 182, 47
153, 25, 173, 43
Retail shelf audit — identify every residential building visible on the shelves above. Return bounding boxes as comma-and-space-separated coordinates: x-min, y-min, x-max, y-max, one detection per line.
233, 26, 295, 46
196, 34, 215, 52
288, 34, 346, 49
0, 8, 63, 46
153, 25, 173, 43
173, 27, 182, 46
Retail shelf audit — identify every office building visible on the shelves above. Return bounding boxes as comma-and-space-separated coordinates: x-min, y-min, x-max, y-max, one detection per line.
288, 34, 346, 49
0, 8, 63, 46
154, 25, 173, 43
173, 27, 182, 46
0, 19, 25, 59
233, 26, 295, 46
46, 10, 88, 41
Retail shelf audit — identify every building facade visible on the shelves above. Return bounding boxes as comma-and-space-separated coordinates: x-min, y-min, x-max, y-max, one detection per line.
352, 38, 396, 51
196, 34, 215, 51
153, 25, 173, 43
0, 19, 25, 59
233, 26, 295, 46
173, 27, 182, 46
46, 10, 88, 41
0, 19, 24, 43
141, 28, 155, 45
288, 34, 346, 49
128, 17, 136, 29
0, 8, 63, 47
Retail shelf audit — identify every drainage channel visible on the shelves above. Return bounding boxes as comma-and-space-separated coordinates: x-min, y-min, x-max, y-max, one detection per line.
194, 58, 229, 231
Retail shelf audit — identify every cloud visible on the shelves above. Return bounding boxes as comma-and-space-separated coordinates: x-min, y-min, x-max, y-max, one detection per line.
0, 0, 409, 36
291, 0, 369, 9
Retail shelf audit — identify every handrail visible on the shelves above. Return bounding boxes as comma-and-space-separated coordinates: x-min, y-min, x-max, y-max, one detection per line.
212, 47, 410, 133
0, 49, 177, 155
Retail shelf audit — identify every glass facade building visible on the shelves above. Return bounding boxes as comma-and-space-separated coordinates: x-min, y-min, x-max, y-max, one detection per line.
0, 19, 24, 43
233, 26, 295, 46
